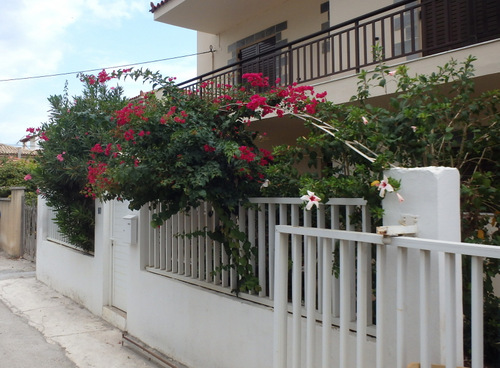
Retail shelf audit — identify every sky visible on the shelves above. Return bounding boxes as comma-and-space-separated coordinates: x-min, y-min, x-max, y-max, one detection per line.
0, 0, 197, 147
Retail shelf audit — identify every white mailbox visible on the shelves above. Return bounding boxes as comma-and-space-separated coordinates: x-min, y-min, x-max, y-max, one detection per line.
122, 215, 138, 245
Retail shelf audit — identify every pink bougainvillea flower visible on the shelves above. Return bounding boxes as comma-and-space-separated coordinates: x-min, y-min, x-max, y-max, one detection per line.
300, 190, 321, 210
362, 116, 369, 125
203, 144, 216, 153
373, 176, 394, 198
24, 174, 32, 181
56, 152, 66, 162
97, 69, 111, 83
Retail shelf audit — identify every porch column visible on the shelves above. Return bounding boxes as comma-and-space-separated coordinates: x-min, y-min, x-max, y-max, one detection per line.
381, 167, 462, 366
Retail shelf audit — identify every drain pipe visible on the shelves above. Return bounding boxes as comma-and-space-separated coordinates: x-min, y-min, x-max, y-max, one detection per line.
122, 333, 180, 368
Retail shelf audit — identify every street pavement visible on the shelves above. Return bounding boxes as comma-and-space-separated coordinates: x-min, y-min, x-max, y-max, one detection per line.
0, 251, 170, 368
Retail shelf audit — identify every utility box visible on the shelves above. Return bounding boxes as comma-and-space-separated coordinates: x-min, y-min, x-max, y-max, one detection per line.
122, 215, 138, 245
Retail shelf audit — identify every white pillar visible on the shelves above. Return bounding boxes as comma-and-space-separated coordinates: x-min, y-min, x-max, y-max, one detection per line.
381, 167, 462, 366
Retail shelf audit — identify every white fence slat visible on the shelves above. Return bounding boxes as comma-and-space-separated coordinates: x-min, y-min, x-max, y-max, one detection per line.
306, 236, 316, 368
376, 243, 386, 368
445, 253, 457, 368
172, 214, 178, 273
356, 242, 368, 368
206, 206, 213, 281
273, 231, 289, 368
160, 217, 166, 270
396, 246, 407, 368
322, 238, 333, 368
419, 249, 431, 367
470, 256, 484, 368
362, 205, 373, 324
331, 205, 340, 318
291, 205, 302, 368
346, 205, 357, 322
189, 208, 196, 277
339, 239, 350, 367
148, 208, 154, 267
198, 203, 206, 280
258, 204, 266, 297
184, 210, 191, 277
268, 203, 276, 299
317, 206, 325, 314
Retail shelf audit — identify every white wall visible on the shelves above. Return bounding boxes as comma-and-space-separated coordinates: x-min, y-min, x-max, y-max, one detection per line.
36, 198, 112, 316
381, 167, 462, 366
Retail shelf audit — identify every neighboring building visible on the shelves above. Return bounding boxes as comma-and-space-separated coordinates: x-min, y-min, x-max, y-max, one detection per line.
0, 143, 37, 159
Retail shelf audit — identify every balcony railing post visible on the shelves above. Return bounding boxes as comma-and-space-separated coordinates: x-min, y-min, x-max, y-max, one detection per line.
355, 20, 361, 73
288, 44, 294, 85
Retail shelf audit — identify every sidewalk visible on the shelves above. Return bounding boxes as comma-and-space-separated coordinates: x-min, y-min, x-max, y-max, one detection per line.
0, 251, 163, 368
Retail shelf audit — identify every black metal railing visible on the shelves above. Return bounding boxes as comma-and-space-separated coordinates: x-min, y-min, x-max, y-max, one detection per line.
178, 0, 421, 94
177, 0, 500, 95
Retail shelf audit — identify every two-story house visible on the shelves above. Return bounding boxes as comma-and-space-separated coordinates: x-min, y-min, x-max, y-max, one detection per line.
34, 2, 499, 368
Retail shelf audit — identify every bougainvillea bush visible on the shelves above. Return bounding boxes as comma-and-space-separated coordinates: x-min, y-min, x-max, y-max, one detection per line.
32, 71, 129, 251
85, 69, 327, 291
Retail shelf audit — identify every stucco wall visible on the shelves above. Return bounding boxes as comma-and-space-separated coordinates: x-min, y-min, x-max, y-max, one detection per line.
35, 197, 110, 316
197, 0, 328, 75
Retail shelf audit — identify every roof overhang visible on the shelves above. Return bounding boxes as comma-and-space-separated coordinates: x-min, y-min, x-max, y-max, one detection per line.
151, 0, 286, 34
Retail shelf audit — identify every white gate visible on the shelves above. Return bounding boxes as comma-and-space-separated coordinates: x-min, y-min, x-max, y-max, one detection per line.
111, 200, 134, 312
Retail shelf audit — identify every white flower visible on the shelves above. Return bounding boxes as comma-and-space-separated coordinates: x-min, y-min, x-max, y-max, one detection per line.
376, 176, 394, 198
396, 193, 405, 202
388, 70, 396, 76
362, 116, 369, 125
300, 190, 321, 210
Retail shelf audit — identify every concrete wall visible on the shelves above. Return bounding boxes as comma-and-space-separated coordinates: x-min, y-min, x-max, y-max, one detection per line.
381, 167, 462, 366
34, 168, 463, 367
36, 197, 111, 316
197, 0, 328, 75
0, 187, 25, 257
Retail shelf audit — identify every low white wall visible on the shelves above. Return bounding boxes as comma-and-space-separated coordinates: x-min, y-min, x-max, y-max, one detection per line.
126, 266, 275, 368
36, 239, 104, 315
35, 197, 110, 316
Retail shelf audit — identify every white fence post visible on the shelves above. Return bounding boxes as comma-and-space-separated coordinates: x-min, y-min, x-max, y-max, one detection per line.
382, 167, 462, 367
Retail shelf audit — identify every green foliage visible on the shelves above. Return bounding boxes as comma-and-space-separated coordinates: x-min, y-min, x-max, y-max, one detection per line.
87, 70, 302, 292
34, 73, 129, 251
265, 52, 499, 363
0, 157, 38, 202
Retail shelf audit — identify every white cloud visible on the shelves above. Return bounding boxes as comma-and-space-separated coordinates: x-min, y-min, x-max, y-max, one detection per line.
0, 0, 196, 146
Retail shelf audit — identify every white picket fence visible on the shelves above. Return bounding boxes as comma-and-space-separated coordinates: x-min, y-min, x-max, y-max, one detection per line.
145, 197, 370, 306
273, 225, 500, 368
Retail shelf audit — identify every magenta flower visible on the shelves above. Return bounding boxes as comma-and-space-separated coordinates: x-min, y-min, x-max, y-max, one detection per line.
24, 174, 32, 181
56, 152, 66, 162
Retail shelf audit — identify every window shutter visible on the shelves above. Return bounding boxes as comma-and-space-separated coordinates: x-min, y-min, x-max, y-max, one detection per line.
422, 0, 500, 56
239, 36, 277, 84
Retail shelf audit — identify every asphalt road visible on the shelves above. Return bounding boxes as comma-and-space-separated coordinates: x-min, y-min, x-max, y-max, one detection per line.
0, 299, 77, 368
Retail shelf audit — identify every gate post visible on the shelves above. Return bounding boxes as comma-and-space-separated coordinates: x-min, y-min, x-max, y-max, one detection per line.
381, 167, 462, 366
0, 187, 25, 257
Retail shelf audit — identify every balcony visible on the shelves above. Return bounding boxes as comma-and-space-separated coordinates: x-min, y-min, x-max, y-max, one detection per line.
164, 0, 500, 97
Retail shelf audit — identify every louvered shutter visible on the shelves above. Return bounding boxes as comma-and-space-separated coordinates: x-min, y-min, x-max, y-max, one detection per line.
239, 36, 276, 84
422, 0, 500, 56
